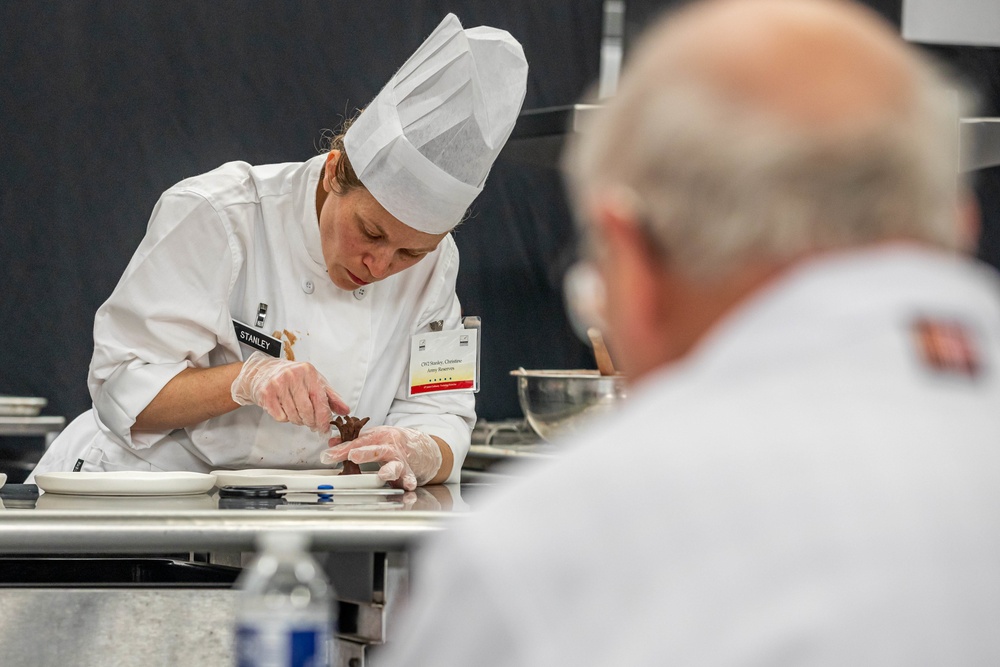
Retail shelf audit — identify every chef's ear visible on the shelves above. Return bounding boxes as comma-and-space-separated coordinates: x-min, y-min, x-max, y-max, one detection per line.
591, 191, 664, 357
322, 151, 341, 193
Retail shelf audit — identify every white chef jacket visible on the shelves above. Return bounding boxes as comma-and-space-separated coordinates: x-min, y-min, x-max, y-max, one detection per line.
31, 155, 475, 480
380, 245, 1000, 666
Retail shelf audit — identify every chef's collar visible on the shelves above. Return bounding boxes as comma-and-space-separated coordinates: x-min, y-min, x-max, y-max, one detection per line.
302, 153, 327, 271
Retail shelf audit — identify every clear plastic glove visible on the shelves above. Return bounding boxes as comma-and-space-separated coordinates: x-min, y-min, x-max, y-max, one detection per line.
231, 351, 349, 433
320, 426, 443, 491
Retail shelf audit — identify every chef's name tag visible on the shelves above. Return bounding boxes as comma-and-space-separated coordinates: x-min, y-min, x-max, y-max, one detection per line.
233, 319, 282, 358
409, 327, 480, 396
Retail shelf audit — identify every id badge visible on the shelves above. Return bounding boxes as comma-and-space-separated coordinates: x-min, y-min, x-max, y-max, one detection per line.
408, 319, 481, 397
233, 319, 282, 358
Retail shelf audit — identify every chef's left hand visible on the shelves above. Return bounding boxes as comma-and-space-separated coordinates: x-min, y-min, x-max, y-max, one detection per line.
320, 426, 443, 491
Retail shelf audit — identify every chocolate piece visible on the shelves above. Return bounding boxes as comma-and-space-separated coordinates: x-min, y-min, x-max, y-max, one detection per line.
341, 460, 363, 476
332, 415, 370, 475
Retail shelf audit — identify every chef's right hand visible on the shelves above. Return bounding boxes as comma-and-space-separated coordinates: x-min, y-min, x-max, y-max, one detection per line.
231, 351, 349, 433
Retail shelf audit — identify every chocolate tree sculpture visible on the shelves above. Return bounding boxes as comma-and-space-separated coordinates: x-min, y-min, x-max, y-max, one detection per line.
332, 415, 370, 475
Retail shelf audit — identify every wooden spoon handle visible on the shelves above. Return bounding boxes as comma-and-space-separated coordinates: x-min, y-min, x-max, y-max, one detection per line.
587, 327, 617, 376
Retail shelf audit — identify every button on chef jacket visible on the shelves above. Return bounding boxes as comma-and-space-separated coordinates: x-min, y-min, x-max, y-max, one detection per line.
31, 154, 475, 479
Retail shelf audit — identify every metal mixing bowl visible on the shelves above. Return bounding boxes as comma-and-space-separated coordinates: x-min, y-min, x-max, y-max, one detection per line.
510, 369, 627, 442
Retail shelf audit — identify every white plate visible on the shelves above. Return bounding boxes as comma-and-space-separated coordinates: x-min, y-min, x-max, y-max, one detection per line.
0, 473, 6, 490
212, 468, 385, 491
35, 471, 217, 496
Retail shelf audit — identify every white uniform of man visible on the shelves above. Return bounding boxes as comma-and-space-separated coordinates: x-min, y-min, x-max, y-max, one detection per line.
379, 0, 1000, 662
32, 155, 473, 476
384, 246, 1000, 665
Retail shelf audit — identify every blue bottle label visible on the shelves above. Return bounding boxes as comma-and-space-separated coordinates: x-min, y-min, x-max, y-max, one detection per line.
235, 617, 330, 667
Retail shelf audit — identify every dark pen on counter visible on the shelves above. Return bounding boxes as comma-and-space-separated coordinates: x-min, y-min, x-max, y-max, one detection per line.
218, 485, 401, 498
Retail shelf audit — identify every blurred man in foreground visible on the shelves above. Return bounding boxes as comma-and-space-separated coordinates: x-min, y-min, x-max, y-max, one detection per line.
380, 0, 1000, 663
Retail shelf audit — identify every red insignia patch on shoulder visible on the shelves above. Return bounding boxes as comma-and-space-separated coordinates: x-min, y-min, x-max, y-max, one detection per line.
912, 317, 980, 378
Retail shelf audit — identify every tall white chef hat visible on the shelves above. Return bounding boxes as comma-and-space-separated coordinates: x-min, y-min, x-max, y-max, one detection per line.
344, 14, 528, 234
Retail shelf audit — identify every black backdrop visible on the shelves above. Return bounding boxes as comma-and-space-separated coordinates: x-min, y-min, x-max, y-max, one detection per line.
0, 2, 603, 425
1, 1, 998, 428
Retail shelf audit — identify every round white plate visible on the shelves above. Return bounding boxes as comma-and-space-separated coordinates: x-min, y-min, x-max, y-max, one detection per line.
35, 471, 217, 496
211, 468, 385, 491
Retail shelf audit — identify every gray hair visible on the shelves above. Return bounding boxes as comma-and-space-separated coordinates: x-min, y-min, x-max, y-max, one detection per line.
565, 45, 972, 282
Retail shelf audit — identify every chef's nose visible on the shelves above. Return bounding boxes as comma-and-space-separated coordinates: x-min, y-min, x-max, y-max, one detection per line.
365, 249, 393, 280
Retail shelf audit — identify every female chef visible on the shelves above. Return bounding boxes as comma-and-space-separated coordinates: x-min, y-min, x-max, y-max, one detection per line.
29, 14, 528, 490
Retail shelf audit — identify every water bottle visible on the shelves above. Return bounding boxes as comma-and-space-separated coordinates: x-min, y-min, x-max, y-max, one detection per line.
234, 531, 335, 667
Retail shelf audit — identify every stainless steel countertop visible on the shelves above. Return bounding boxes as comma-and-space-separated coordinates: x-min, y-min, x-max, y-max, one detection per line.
467, 444, 554, 461
0, 484, 474, 554
0, 439, 559, 554
0, 508, 460, 553
464, 443, 559, 476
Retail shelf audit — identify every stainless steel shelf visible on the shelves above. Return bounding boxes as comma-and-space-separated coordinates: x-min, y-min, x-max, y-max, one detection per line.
0, 416, 66, 438
498, 104, 600, 168
503, 105, 1000, 172
961, 118, 1000, 171
0, 416, 66, 451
